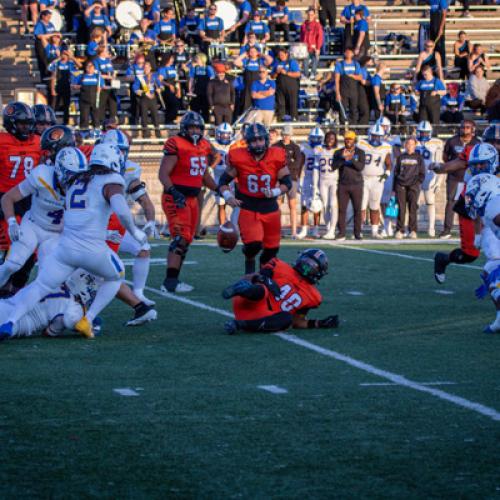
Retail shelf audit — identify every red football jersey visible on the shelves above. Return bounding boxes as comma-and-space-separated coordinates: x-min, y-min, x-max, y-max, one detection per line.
163, 135, 214, 189
227, 146, 286, 198
78, 144, 94, 162
0, 132, 42, 192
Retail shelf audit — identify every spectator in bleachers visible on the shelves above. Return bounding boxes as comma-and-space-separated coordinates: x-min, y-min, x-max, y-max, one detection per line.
385, 83, 407, 130
269, 127, 281, 145
94, 44, 117, 125
485, 80, 500, 121
249, 66, 275, 127
240, 31, 265, 55
440, 82, 464, 123
467, 66, 491, 114
300, 8, 323, 80
21, 0, 38, 35
335, 48, 362, 125
198, 3, 226, 55
125, 53, 146, 126
317, 69, 336, 123
207, 64, 236, 125
72, 59, 105, 131
352, 9, 370, 59
243, 10, 271, 43
234, 46, 273, 112
157, 53, 182, 124
340, 0, 371, 51
34, 10, 60, 82
154, 6, 178, 46
357, 56, 372, 126
318, 0, 336, 31
273, 47, 301, 122
414, 39, 444, 82
42, 34, 63, 65
48, 49, 81, 124
84, 2, 112, 39
268, 0, 291, 43
468, 44, 491, 76
86, 28, 106, 59
369, 62, 388, 120
129, 19, 157, 47
230, 0, 253, 42
172, 40, 192, 87
188, 53, 215, 121
428, 0, 448, 69
453, 31, 470, 79
415, 65, 446, 124
179, 6, 201, 46
133, 61, 161, 139
143, 0, 161, 24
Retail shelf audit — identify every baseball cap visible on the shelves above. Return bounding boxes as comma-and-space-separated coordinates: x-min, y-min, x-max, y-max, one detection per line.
282, 124, 293, 136
344, 130, 357, 140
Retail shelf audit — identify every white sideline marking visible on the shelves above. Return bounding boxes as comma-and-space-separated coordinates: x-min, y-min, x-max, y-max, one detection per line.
258, 385, 288, 394
122, 258, 197, 266
278, 334, 500, 422
434, 290, 455, 295
346, 291, 364, 296
360, 381, 457, 387
133, 284, 500, 422
113, 388, 140, 397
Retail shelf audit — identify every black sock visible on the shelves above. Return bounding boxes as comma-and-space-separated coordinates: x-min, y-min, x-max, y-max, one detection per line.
166, 267, 180, 280
245, 259, 256, 275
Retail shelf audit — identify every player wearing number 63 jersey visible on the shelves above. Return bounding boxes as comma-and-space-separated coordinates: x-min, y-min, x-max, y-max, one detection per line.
222, 249, 339, 334
159, 112, 219, 293
219, 123, 291, 275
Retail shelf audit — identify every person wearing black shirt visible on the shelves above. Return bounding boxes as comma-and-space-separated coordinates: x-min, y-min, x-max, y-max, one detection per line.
332, 131, 365, 240
394, 137, 426, 239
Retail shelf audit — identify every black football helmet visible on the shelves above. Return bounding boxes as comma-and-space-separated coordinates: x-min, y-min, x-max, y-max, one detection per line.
33, 104, 56, 127
41, 125, 75, 159
3, 101, 35, 140
294, 248, 328, 284
180, 111, 205, 145
244, 122, 269, 155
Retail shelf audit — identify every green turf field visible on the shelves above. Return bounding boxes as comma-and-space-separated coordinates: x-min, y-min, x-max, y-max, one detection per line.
1, 241, 499, 498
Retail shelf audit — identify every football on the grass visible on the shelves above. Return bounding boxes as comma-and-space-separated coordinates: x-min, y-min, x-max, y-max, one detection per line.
217, 222, 239, 253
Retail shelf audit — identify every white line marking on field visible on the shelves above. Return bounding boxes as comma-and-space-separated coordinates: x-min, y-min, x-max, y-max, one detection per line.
133, 283, 500, 422
346, 291, 364, 296
360, 381, 457, 387
113, 388, 140, 397
434, 290, 455, 295
258, 385, 288, 394
122, 258, 197, 266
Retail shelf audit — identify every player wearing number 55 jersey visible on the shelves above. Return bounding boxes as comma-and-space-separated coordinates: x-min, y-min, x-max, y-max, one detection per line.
219, 123, 292, 275
159, 112, 219, 293
222, 248, 339, 334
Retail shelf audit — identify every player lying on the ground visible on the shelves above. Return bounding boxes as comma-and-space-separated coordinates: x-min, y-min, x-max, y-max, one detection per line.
465, 173, 500, 333
221, 248, 339, 334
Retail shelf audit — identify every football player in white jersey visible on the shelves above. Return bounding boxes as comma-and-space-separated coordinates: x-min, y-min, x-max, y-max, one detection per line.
298, 127, 324, 239
319, 131, 339, 240
358, 123, 392, 238
465, 174, 500, 333
0, 125, 76, 289
100, 129, 158, 325
416, 121, 444, 237
0, 143, 147, 340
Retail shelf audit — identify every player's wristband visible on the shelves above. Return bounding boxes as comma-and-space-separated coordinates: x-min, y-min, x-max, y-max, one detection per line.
270, 187, 281, 197
7, 217, 16, 225
222, 190, 234, 202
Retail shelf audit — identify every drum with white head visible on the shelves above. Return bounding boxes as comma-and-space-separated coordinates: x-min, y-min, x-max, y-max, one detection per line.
116, 0, 143, 29
215, 0, 239, 30
49, 9, 64, 32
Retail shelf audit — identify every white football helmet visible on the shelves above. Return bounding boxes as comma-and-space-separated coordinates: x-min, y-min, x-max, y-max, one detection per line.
215, 122, 233, 145
101, 129, 130, 161
54, 147, 89, 187
368, 123, 385, 146
465, 173, 500, 218
416, 121, 433, 143
66, 270, 97, 309
468, 143, 499, 176
308, 196, 323, 214
89, 142, 123, 174
308, 127, 325, 147
377, 116, 391, 137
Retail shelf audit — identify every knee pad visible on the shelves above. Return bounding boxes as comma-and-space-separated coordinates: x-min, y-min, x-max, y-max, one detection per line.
169, 236, 189, 257
260, 247, 279, 266
449, 248, 477, 264
242, 241, 262, 259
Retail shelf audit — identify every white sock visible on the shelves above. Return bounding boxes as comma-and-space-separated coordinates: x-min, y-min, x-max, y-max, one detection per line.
7, 281, 47, 323
384, 219, 393, 235
132, 256, 150, 295
86, 280, 121, 322
371, 224, 378, 236
0, 259, 21, 288
427, 205, 435, 234
490, 311, 500, 331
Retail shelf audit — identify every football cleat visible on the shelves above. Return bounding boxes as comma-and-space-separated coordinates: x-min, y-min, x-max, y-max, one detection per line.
0, 321, 14, 341
222, 279, 252, 300
161, 279, 194, 293
133, 289, 156, 307
434, 252, 449, 284
93, 317, 103, 336
74, 317, 95, 339
224, 320, 238, 335
125, 303, 157, 327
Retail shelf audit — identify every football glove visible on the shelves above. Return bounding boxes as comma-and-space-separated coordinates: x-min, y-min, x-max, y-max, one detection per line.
167, 186, 186, 209
131, 227, 148, 246
253, 274, 281, 298
7, 217, 20, 242
317, 315, 339, 329
143, 220, 159, 239
106, 229, 123, 245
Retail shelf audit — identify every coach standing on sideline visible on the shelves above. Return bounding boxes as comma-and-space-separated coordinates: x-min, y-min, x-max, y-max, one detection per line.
333, 130, 365, 241
428, 0, 448, 68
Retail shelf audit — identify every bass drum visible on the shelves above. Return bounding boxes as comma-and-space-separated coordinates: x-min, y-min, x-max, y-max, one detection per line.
116, 0, 143, 29
49, 9, 64, 32
215, 0, 239, 30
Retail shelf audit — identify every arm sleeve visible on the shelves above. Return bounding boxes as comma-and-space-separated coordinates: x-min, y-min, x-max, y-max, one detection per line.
109, 193, 137, 235
18, 178, 37, 198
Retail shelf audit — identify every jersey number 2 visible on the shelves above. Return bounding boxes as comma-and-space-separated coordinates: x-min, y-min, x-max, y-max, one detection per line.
69, 182, 87, 209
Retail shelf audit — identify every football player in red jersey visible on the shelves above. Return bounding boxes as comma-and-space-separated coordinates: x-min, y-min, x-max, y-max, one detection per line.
0, 102, 43, 295
219, 123, 292, 274
159, 111, 220, 293
32, 104, 57, 136
222, 248, 339, 334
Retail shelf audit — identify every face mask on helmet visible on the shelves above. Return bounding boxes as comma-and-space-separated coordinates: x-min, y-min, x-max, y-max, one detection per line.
216, 131, 232, 145
294, 249, 328, 284
248, 136, 267, 155
369, 133, 383, 147
308, 131, 324, 147
3, 102, 35, 141
417, 130, 431, 143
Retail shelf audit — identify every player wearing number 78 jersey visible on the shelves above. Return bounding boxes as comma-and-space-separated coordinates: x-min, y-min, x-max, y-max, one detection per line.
219, 123, 291, 275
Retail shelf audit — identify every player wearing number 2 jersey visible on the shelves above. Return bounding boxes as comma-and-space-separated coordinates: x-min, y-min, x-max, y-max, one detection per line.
219, 123, 291, 275
159, 112, 219, 293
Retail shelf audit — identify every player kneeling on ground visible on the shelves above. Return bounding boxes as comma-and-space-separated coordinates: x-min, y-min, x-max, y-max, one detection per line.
222, 248, 338, 334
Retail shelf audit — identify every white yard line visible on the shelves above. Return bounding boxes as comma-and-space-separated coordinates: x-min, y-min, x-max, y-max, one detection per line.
122, 258, 197, 266
258, 385, 288, 394
360, 381, 458, 387
113, 388, 140, 397
133, 283, 500, 423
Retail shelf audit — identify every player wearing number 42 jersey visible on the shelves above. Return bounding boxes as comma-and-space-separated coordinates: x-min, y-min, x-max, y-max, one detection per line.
222, 249, 339, 334
219, 123, 291, 275
159, 112, 220, 293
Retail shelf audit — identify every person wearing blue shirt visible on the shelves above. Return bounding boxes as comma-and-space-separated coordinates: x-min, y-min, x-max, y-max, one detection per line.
43, 34, 62, 63
340, 0, 370, 50
250, 66, 276, 127
415, 65, 446, 124
143, 0, 161, 24
272, 47, 301, 121
154, 7, 177, 45
71, 59, 105, 131
369, 62, 388, 119
353, 10, 370, 58
198, 3, 226, 54
269, 0, 291, 42
179, 7, 201, 46
94, 45, 117, 125
243, 11, 270, 43
125, 54, 146, 126
334, 48, 362, 124
428, 0, 448, 67
440, 84, 464, 124
188, 53, 215, 121
228, 0, 252, 43
156, 53, 181, 124
84, 3, 112, 38
384, 83, 407, 129
34, 10, 59, 81
128, 19, 157, 47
